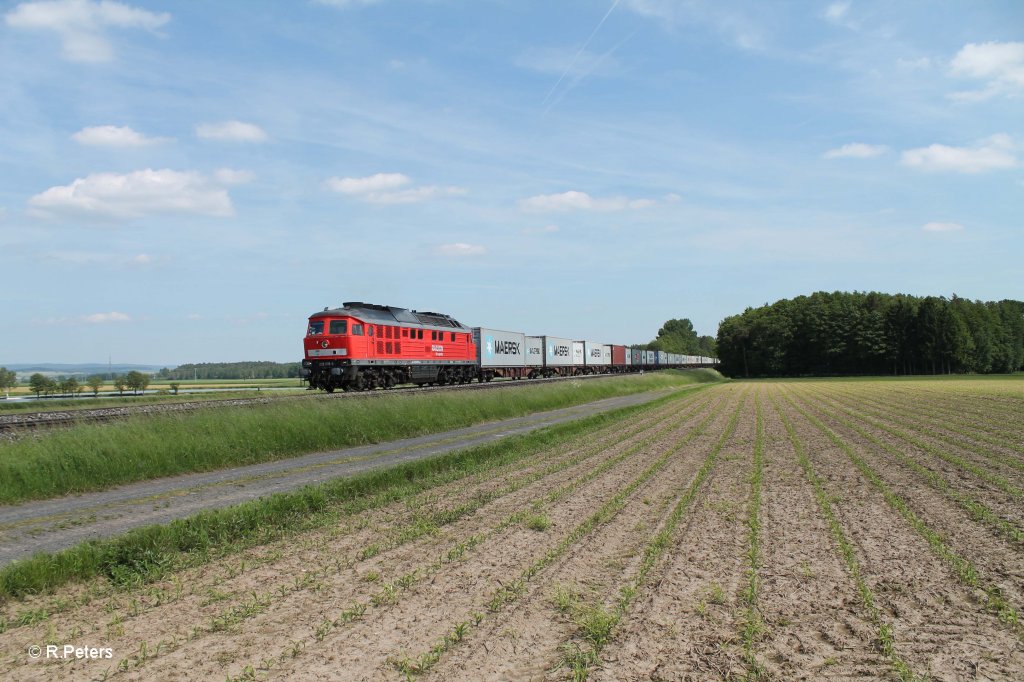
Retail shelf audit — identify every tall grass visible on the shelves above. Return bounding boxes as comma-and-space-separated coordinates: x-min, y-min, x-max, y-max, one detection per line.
0, 370, 722, 505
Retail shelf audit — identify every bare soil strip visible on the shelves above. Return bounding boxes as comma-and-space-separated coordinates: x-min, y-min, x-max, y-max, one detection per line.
818, 385, 1024, 480
779, 386, 1024, 679
591, 386, 753, 680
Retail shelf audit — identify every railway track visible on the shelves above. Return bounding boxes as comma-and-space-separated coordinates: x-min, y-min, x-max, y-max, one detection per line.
0, 372, 637, 436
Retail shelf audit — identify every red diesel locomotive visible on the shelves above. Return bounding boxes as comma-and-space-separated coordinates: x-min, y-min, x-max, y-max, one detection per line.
301, 302, 478, 392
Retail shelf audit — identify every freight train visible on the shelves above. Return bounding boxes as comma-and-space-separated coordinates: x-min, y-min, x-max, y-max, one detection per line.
301, 302, 718, 392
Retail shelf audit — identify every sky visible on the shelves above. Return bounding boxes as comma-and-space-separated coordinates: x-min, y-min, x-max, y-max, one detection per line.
1, 0, 1022, 365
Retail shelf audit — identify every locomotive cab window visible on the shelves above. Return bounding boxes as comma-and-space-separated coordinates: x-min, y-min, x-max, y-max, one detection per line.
351, 324, 364, 336
328, 320, 347, 335
307, 321, 324, 335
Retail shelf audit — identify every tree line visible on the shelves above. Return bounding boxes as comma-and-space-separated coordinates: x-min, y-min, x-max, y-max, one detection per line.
157, 361, 302, 380
23, 371, 154, 398
716, 292, 1024, 377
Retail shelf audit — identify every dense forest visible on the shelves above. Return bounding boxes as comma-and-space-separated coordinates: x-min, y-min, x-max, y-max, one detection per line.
716, 292, 1024, 377
642, 319, 717, 356
157, 361, 302, 380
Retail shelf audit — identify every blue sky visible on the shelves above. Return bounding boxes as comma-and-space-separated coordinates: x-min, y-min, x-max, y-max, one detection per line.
1, 0, 1021, 365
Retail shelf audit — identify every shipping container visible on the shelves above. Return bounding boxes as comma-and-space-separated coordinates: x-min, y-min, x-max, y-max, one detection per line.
631, 348, 643, 365
611, 345, 626, 366
657, 351, 668, 365
572, 341, 585, 367
583, 341, 610, 367
472, 328, 526, 368
543, 336, 573, 367
525, 336, 544, 368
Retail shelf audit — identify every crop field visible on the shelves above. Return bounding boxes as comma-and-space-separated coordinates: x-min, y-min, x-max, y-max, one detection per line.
0, 377, 1022, 680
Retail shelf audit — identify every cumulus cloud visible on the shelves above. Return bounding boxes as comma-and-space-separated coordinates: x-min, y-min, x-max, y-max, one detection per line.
519, 190, 655, 212
949, 41, 1024, 100
823, 143, 888, 159
72, 125, 169, 146
28, 168, 234, 220
214, 168, 255, 185
434, 243, 486, 257
901, 134, 1018, 173
5, 0, 169, 62
922, 222, 964, 233
327, 173, 465, 204
196, 120, 268, 142
327, 173, 410, 195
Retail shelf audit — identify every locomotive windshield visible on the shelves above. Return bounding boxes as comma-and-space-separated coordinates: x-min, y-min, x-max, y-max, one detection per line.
328, 320, 348, 334
307, 320, 324, 335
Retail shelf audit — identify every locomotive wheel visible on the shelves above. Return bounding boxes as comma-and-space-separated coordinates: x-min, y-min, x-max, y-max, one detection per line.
325, 385, 335, 393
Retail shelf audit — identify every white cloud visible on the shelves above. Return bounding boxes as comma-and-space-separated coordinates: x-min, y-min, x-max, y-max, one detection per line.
43, 250, 153, 266
327, 173, 410, 195
435, 243, 485, 257
922, 222, 964, 233
83, 311, 130, 323
5, 0, 169, 62
523, 224, 560, 235
214, 168, 255, 185
823, 142, 888, 159
519, 190, 655, 212
327, 173, 464, 204
824, 2, 850, 23
901, 134, 1018, 173
72, 125, 169, 147
948, 41, 1024, 101
28, 168, 234, 220
196, 120, 268, 142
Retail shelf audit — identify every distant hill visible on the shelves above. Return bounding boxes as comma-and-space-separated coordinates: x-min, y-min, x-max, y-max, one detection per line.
2, 363, 166, 379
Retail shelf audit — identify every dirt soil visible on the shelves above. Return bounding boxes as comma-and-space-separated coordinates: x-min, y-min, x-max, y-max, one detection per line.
2, 378, 1023, 681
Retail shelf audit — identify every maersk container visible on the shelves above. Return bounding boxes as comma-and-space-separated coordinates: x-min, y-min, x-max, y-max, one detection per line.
543, 336, 573, 367
525, 336, 544, 368
572, 341, 585, 367
657, 351, 668, 365
602, 344, 612, 365
611, 345, 626, 366
645, 351, 655, 365
473, 328, 526, 368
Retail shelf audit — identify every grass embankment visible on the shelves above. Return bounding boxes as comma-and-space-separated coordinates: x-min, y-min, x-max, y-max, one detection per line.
0, 370, 722, 505
0, 381, 721, 600
0, 389, 307, 413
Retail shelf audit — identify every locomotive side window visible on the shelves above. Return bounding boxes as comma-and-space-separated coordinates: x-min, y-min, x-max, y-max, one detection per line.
450, 332, 456, 342
368, 326, 374, 336
402, 328, 408, 338
417, 329, 423, 339
328, 320, 347, 335
307, 321, 324, 335
351, 324, 363, 336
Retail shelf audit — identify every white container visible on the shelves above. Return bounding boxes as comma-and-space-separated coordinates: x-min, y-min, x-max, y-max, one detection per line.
525, 336, 544, 368
572, 341, 585, 367
473, 328, 526, 368
543, 336, 573, 367
583, 341, 607, 367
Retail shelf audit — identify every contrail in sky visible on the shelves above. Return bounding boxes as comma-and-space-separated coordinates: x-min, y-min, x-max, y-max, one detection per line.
540, 0, 621, 108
